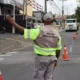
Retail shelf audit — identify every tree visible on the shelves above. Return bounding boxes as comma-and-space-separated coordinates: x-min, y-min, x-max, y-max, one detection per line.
77, 0, 80, 1
75, 7, 80, 22
67, 14, 76, 19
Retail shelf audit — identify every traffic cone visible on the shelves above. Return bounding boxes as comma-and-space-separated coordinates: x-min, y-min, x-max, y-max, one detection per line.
62, 45, 69, 61
73, 33, 76, 40
0, 71, 3, 80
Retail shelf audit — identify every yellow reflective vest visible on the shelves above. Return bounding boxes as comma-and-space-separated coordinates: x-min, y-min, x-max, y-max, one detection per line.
24, 26, 62, 56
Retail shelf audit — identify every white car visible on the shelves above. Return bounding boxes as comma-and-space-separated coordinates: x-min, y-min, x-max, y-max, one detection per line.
65, 19, 78, 31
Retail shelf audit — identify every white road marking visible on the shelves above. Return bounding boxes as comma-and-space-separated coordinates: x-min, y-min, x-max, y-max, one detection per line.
6, 52, 18, 56
69, 40, 75, 53
69, 46, 72, 53
7, 52, 17, 54
0, 58, 4, 61
0, 54, 11, 56
0, 52, 17, 57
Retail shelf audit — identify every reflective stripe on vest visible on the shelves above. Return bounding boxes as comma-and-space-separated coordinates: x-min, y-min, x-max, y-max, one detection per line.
24, 28, 40, 40
34, 46, 56, 53
34, 45, 56, 56
27, 29, 30, 38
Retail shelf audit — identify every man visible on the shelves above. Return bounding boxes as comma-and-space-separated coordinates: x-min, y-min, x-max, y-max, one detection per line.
6, 13, 62, 80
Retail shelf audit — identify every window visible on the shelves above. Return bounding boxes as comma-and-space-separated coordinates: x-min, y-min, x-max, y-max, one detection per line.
66, 20, 76, 23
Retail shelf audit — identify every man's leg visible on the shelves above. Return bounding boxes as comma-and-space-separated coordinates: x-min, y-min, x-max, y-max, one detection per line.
34, 56, 49, 80
44, 61, 55, 80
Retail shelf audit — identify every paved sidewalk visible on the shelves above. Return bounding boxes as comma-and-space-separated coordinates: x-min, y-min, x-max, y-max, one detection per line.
0, 33, 33, 54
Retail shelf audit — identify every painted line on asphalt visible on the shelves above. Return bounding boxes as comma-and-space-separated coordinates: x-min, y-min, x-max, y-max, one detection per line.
0, 58, 4, 61
69, 40, 74, 53
0, 52, 18, 57
0, 54, 12, 56
7, 52, 17, 54
6, 52, 18, 56
69, 46, 72, 53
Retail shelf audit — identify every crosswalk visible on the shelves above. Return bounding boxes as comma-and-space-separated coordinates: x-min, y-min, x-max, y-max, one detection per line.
0, 52, 18, 61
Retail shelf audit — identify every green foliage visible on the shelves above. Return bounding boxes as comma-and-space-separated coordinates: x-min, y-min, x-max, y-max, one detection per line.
67, 14, 76, 19
75, 7, 80, 22
77, 0, 80, 2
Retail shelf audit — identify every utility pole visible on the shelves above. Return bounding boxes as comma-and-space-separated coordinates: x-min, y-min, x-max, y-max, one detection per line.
44, 0, 53, 13
23, 0, 25, 20
12, 0, 15, 34
60, 0, 67, 29
45, 0, 47, 13
62, 0, 64, 21
67, 8, 68, 18
25, 0, 27, 28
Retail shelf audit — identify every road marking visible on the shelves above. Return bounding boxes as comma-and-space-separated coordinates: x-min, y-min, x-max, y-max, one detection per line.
69, 46, 72, 53
6, 52, 18, 56
0, 54, 12, 56
69, 40, 74, 53
0, 52, 18, 57
7, 52, 17, 54
0, 58, 4, 61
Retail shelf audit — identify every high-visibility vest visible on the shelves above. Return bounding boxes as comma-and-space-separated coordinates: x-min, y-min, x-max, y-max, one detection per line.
24, 25, 62, 56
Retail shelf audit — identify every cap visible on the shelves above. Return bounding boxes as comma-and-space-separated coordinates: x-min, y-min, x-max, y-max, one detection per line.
43, 13, 53, 21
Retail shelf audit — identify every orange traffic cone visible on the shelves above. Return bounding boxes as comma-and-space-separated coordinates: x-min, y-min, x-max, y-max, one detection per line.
62, 45, 69, 61
0, 71, 3, 80
73, 33, 76, 40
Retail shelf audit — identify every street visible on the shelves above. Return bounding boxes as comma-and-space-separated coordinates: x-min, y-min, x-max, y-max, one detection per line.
0, 31, 80, 80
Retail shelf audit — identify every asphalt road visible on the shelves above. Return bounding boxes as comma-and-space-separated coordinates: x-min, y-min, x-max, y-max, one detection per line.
0, 30, 80, 80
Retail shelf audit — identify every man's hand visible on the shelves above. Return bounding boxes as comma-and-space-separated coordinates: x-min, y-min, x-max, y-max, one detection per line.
6, 15, 24, 33
6, 15, 15, 24
54, 60, 58, 68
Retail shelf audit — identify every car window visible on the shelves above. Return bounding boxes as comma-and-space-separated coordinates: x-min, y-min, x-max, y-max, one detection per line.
66, 20, 76, 23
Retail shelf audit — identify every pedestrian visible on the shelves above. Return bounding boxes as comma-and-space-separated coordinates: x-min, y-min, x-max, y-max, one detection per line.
6, 13, 62, 80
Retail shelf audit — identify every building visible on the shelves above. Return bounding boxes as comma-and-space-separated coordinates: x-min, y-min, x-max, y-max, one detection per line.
0, 0, 35, 33
20, 0, 33, 17
0, 0, 23, 15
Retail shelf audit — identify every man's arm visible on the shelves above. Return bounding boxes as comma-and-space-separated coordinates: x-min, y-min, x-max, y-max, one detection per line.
54, 50, 61, 68
6, 15, 24, 33
54, 36, 62, 68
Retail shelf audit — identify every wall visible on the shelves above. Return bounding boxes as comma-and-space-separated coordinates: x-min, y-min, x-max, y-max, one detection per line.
20, 0, 33, 17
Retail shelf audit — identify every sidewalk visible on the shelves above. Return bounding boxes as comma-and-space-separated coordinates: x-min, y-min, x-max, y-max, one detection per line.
0, 33, 33, 54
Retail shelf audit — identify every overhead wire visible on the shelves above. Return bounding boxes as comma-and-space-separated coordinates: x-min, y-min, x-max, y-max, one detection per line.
48, 0, 62, 14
